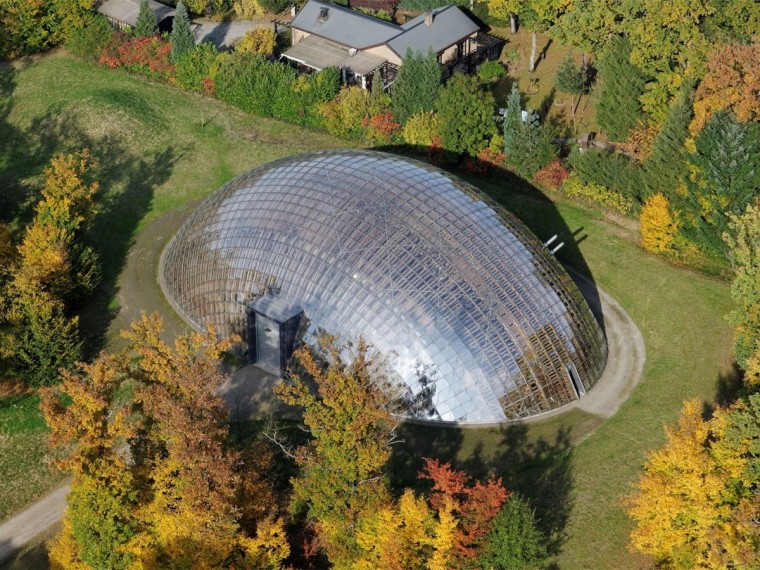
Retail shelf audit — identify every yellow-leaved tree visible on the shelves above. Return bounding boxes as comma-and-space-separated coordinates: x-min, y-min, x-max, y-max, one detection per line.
43, 313, 290, 570
626, 397, 760, 568
640, 192, 679, 254
1, 151, 99, 386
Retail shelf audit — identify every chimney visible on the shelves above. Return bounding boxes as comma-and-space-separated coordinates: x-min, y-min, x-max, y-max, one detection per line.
319, 7, 329, 21
424, 11, 434, 26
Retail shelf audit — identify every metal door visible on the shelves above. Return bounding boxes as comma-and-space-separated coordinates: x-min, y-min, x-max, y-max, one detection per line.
255, 314, 280, 371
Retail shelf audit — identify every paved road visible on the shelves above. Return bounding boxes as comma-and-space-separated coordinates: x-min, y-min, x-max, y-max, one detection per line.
0, 484, 68, 564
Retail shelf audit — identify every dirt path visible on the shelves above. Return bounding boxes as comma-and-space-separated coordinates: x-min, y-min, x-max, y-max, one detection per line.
0, 484, 68, 564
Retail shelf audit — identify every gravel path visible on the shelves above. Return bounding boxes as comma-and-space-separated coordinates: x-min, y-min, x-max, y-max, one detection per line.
0, 485, 68, 564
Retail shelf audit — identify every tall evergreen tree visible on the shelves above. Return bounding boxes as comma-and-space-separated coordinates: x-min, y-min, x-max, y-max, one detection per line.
503, 83, 522, 152
505, 116, 557, 178
679, 112, 760, 261
477, 494, 548, 570
170, 1, 195, 63
596, 36, 648, 142
435, 73, 497, 157
391, 48, 442, 125
134, 0, 158, 37
643, 83, 693, 199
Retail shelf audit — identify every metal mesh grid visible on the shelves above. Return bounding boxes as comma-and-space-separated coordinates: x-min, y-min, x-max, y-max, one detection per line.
161, 150, 607, 423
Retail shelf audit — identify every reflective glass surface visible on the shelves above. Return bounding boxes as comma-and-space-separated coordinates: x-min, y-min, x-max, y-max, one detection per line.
161, 151, 607, 423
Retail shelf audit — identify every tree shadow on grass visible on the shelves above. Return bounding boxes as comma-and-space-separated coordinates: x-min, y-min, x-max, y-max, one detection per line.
9, 108, 182, 355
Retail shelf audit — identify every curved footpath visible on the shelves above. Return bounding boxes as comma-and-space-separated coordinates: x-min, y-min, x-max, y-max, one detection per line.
0, 209, 646, 564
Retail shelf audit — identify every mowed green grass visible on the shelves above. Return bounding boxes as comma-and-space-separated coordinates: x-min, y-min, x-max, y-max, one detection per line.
0, 53, 736, 569
0, 52, 350, 522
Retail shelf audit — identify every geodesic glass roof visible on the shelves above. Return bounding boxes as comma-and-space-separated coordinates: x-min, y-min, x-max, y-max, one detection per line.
161, 150, 607, 423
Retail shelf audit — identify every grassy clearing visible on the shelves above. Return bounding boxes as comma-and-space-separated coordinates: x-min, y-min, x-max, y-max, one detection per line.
0, 51, 350, 523
488, 27, 600, 137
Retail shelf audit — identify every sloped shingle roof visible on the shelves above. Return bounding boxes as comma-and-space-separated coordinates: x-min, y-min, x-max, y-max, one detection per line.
290, 0, 399, 49
389, 5, 479, 57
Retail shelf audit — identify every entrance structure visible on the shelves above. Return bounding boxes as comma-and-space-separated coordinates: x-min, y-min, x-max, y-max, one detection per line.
160, 151, 607, 424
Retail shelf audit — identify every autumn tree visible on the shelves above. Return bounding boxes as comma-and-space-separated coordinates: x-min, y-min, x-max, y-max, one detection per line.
640, 193, 679, 254
170, 1, 195, 63
43, 313, 290, 569
0, 151, 98, 386
235, 27, 276, 56
690, 42, 760, 134
626, 397, 760, 568
392, 49, 443, 125
596, 36, 648, 142
273, 335, 400, 566
477, 494, 548, 570
436, 73, 497, 157
0, 0, 94, 58
724, 204, 760, 388
622, 0, 713, 118
678, 112, 760, 262
135, 0, 159, 37
420, 458, 511, 568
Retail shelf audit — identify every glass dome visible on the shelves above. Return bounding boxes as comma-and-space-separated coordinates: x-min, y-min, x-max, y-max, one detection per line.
160, 150, 607, 423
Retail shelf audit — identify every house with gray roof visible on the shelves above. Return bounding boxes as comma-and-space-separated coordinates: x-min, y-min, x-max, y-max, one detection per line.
282, 0, 497, 88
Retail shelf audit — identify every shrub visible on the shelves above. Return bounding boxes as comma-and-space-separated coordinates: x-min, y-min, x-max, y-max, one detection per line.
640, 192, 678, 253
319, 86, 370, 139
392, 48, 442, 125
175, 43, 221, 94
215, 53, 291, 116
65, 15, 114, 62
401, 110, 442, 147
256, 0, 292, 13
362, 112, 401, 144
235, 27, 276, 56
477, 61, 505, 83
436, 73, 497, 157
534, 158, 570, 191
562, 172, 634, 215
100, 34, 175, 81
233, 0, 264, 18
569, 148, 645, 203
356, 7, 394, 21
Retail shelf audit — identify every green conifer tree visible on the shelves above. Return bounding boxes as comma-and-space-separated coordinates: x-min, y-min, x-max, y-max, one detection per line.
596, 36, 648, 142
643, 83, 694, 199
679, 112, 760, 261
134, 0, 159, 37
170, 1, 195, 63
391, 48, 442, 125
478, 494, 548, 570
503, 83, 522, 152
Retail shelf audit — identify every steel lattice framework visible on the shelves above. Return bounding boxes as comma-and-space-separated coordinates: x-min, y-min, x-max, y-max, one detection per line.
161, 151, 607, 423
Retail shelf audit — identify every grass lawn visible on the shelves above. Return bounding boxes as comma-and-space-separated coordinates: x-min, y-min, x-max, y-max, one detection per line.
0, 52, 737, 569
0, 51, 351, 523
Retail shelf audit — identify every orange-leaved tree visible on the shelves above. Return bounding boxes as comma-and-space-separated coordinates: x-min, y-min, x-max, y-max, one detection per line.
690, 42, 760, 134
43, 313, 289, 569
